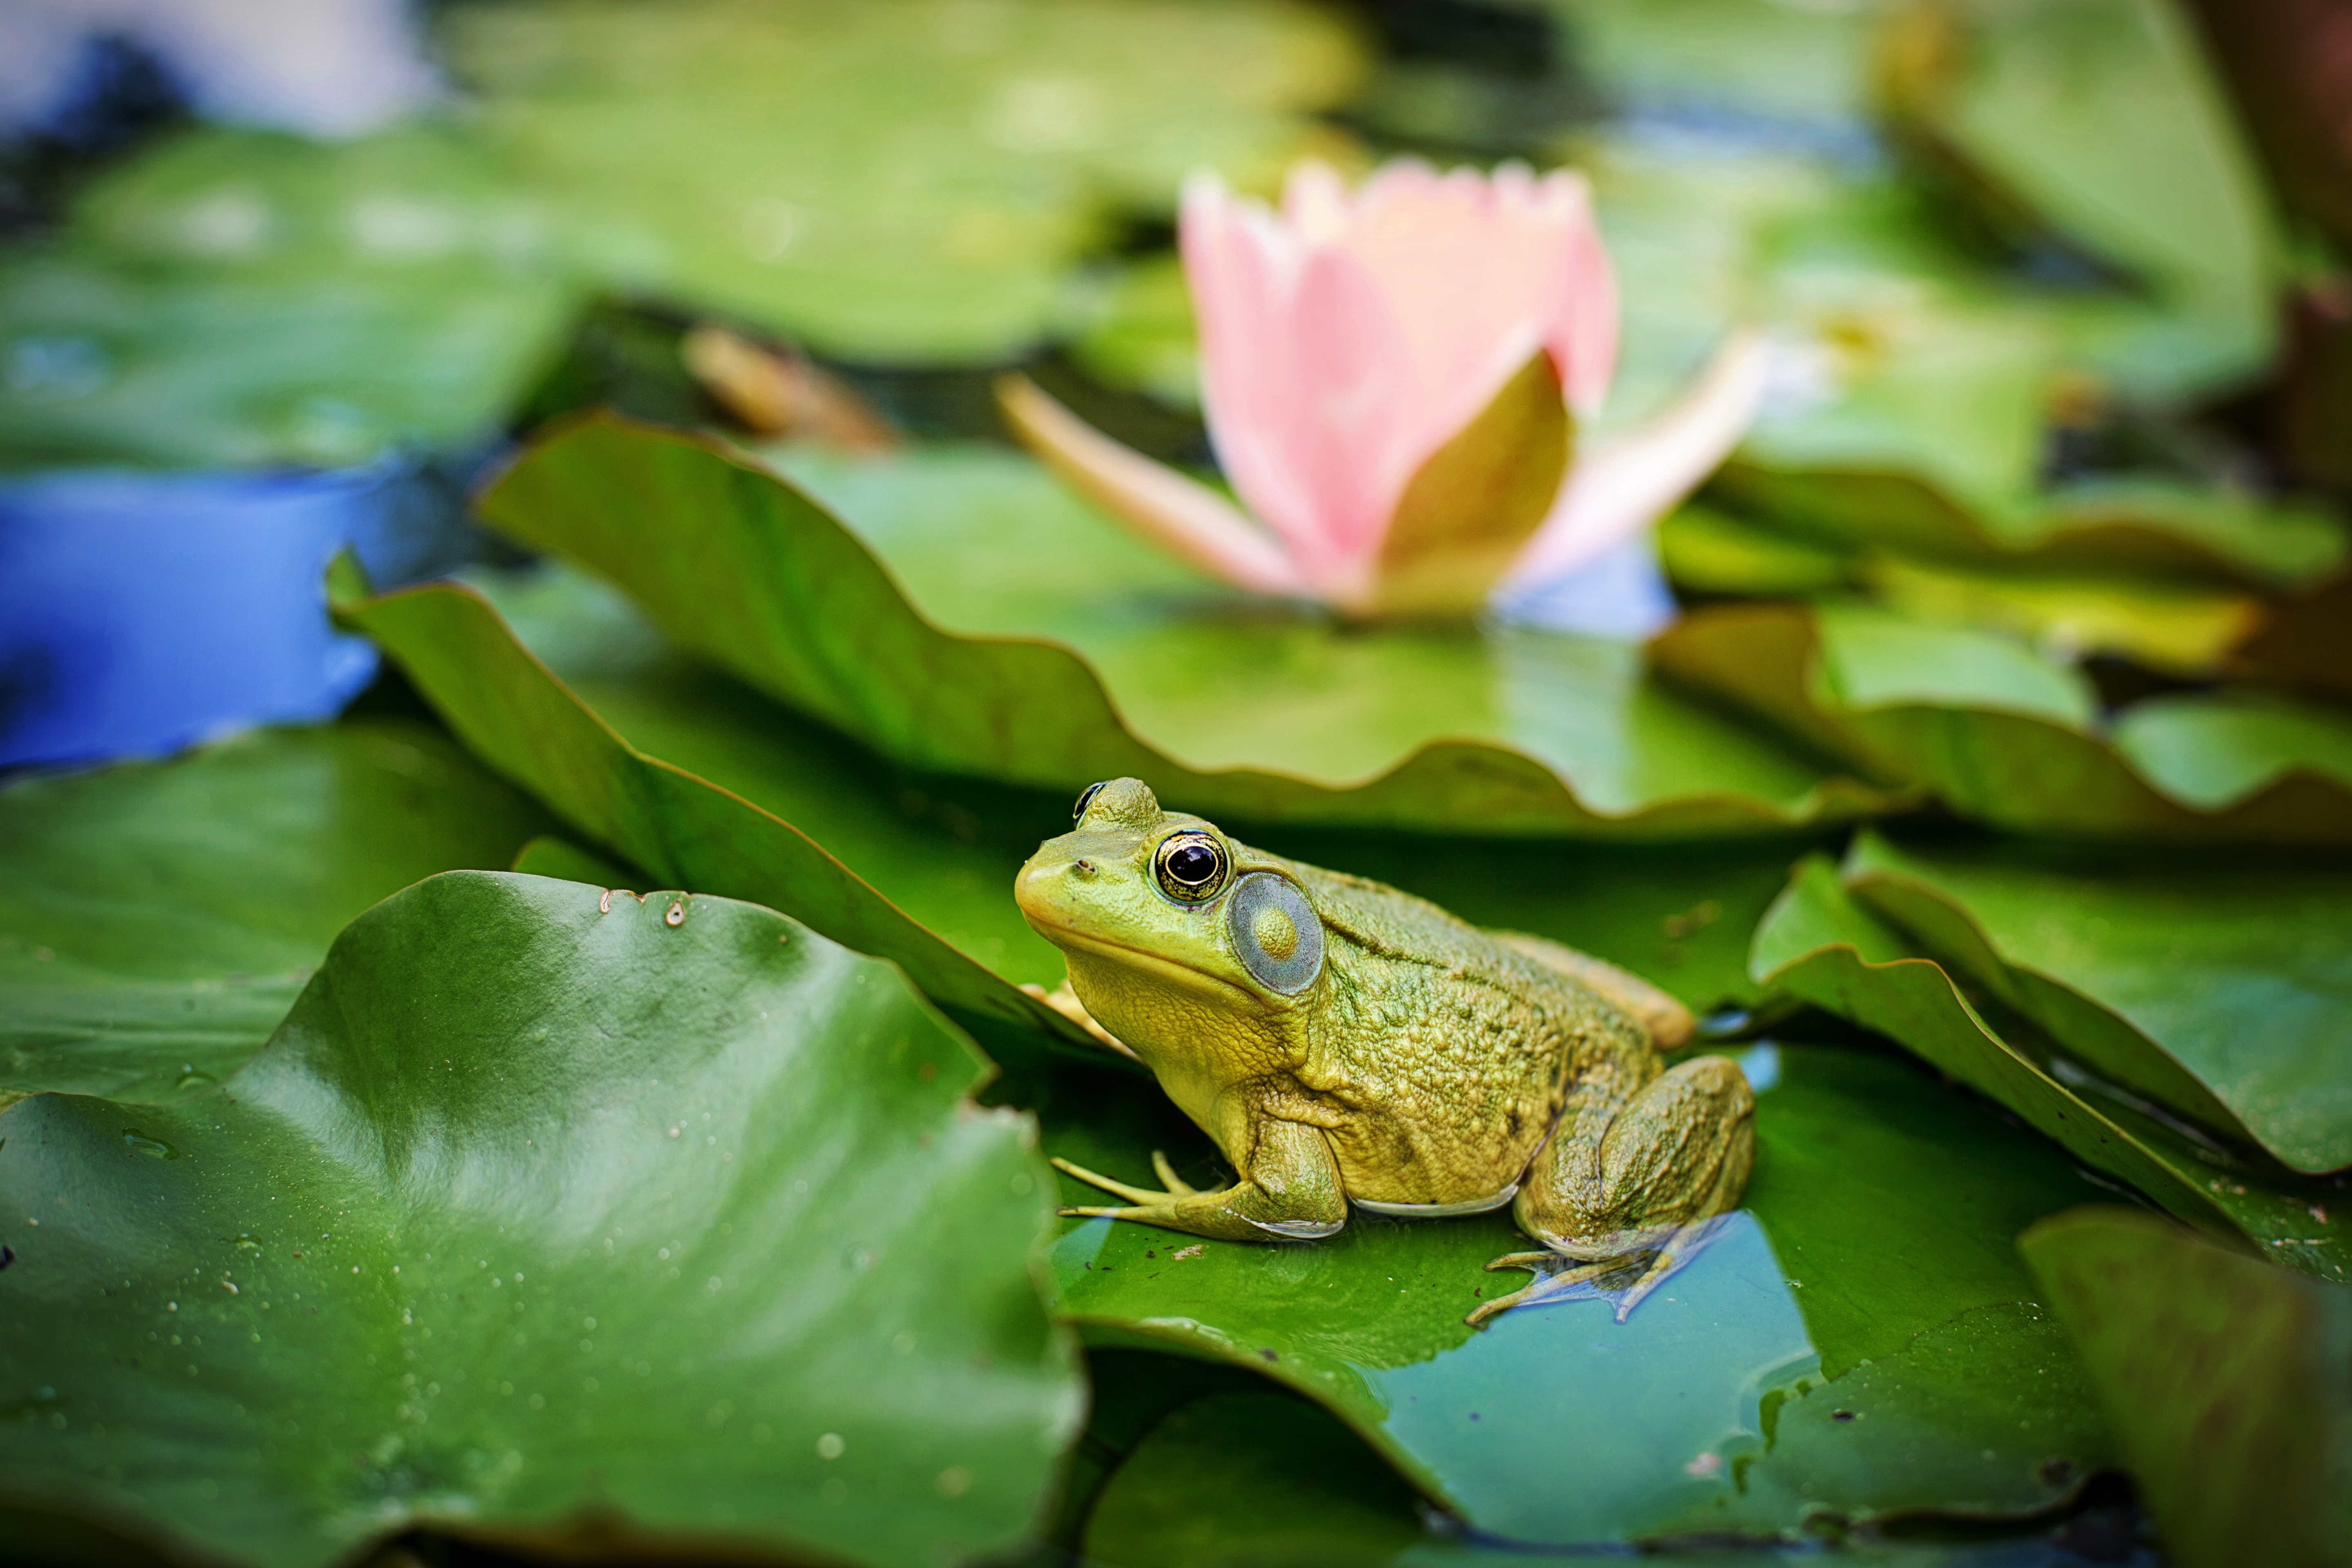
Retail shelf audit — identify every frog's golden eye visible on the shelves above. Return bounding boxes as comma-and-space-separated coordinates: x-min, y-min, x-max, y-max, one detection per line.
1072, 781, 1107, 824
1154, 831, 1229, 902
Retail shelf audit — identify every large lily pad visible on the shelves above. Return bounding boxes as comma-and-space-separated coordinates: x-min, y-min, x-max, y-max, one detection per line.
0, 871, 1079, 1566
1044, 1042, 2116, 1544
474, 416, 1899, 838
330, 562, 1086, 1046
0, 720, 548, 1107
1749, 854, 2351, 1282
1837, 832, 2352, 1173
1653, 601, 2352, 839
2019, 1207, 2352, 1568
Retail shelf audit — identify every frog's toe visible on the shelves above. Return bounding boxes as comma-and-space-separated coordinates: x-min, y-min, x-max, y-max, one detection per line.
1483, 1251, 1555, 1274
1467, 1256, 1619, 1326
1051, 1156, 1182, 1207
1150, 1150, 1202, 1197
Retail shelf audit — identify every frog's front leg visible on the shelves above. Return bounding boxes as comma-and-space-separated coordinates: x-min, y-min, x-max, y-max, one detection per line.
1471, 1054, 1754, 1327
1054, 1115, 1348, 1242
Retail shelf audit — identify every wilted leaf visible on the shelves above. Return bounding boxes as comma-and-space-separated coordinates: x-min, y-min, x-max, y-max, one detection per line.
1750, 854, 2351, 1280
0, 722, 548, 1106
0, 872, 1079, 1567
2019, 1208, 2352, 1568
1045, 1043, 2116, 1543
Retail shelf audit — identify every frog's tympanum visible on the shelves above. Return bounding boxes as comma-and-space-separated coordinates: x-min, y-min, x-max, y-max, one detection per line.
1015, 778, 1755, 1325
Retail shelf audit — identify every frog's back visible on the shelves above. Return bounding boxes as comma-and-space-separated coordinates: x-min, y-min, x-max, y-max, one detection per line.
1273, 857, 1655, 1206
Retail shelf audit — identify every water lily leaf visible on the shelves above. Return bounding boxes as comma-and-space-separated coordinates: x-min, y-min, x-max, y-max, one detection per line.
1861, 555, 2261, 675
0, 871, 1079, 1567
1880, 0, 2279, 395
0, 721, 548, 1107
506, 833, 637, 887
1652, 601, 2352, 839
1549, 0, 1884, 129
0, 127, 581, 472
1659, 504, 1853, 597
1043, 1042, 2115, 1544
1749, 854, 2352, 1282
473, 415, 1898, 837
441, 0, 1363, 365
330, 561, 1086, 1048
2019, 1207, 2352, 1568
1838, 831, 2352, 1174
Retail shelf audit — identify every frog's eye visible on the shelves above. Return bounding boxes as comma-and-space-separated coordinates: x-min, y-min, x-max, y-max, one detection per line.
1072, 781, 1108, 824
1154, 831, 1229, 902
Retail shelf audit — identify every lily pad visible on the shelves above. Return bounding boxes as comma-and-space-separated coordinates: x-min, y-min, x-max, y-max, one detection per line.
1838, 831, 2352, 1173
474, 416, 1899, 838
0, 720, 549, 1107
1044, 1042, 2116, 1544
329, 561, 1086, 1047
1748, 854, 2352, 1281
0, 871, 1079, 1567
1651, 600, 2352, 839
440, 0, 1364, 365
2019, 1207, 2352, 1568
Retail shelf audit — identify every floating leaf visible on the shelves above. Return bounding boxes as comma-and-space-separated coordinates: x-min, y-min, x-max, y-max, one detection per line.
2020, 1207, 2352, 1568
0, 871, 1079, 1567
330, 561, 1085, 1047
0, 722, 548, 1106
1653, 600, 2352, 839
1749, 854, 2351, 1281
473, 416, 1898, 838
1045, 1043, 2116, 1543
1840, 832, 2352, 1173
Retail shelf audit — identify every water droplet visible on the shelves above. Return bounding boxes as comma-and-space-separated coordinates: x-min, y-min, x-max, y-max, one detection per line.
665, 901, 685, 927
815, 1432, 845, 1460
122, 1129, 179, 1160
174, 1065, 218, 1091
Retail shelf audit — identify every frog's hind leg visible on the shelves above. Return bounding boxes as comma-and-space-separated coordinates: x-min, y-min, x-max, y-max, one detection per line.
1473, 1054, 1755, 1327
1466, 1254, 1621, 1327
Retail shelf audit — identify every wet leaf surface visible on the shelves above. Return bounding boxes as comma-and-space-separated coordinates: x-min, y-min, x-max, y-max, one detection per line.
0, 722, 549, 1106
1840, 831, 2352, 1173
471, 416, 1898, 837
0, 872, 1079, 1568
2019, 1208, 2352, 1568
1041, 1042, 2116, 1543
1654, 601, 2352, 839
1750, 854, 2352, 1281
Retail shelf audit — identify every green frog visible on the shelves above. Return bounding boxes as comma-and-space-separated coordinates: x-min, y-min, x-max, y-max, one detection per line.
1014, 778, 1755, 1325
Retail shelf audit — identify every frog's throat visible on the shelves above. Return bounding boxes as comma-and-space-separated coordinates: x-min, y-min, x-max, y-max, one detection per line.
1027, 918, 1262, 1007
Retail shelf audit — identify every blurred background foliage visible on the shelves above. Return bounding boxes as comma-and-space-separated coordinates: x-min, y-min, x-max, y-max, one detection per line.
3, 2, 2351, 1567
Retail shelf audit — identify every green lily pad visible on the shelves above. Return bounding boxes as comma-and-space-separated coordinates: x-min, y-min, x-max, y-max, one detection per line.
2018, 1207, 2352, 1568
1044, 1042, 2116, 1544
0, 871, 1079, 1566
1881, 0, 2279, 397
1748, 854, 2352, 1282
329, 561, 1086, 1048
0, 721, 548, 1106
1652, 601, 2352, 839
1838, 831, 2352, 1173
1549, 0, 1883, 129
473, 416, 1899, 838
440, 0, 1363, 365
0, 127, 583, 472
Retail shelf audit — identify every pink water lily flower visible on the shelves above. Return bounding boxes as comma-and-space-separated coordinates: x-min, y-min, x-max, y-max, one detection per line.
1002, 158, 1766, 626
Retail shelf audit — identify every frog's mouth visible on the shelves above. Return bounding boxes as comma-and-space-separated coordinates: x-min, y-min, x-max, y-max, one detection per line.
1018, 913, 1259, 1004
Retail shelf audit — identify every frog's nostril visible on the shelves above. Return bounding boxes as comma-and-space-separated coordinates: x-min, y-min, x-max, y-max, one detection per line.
1073, 859, 1096, 876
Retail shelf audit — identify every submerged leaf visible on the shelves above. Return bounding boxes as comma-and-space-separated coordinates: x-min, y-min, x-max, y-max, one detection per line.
0, 872, 1079, 1567
0, 722, 548, 1105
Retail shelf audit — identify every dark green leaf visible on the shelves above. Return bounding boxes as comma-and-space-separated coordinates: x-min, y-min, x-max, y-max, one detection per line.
1749, 855, 2351, 1280
1045, 1043, 2115, 1543
2019, 1207, 2352, 1568
0, 872, 1079, 1567
0, 721, 549, 1106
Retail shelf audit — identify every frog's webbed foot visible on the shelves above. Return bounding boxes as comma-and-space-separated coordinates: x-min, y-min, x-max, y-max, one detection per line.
1052, 1154, 1219, 1212
1466, 1252, 1620, 1328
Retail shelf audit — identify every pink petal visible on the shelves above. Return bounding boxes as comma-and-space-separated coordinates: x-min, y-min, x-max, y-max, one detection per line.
1499, 329, 1768, 593
996, 375, 1309, 597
